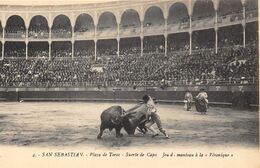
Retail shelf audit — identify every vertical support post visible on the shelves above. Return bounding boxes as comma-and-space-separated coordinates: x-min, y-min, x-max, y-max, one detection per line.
164, 35, 167, 57
2, 27, 4, 60
25, 25, 29, 59
243, 5, 246, 22
94, 23, 97, 61
215, 10, 218, 54
48, 41, 51, 60
117, 22, 120, 57
243, 5, 246, 48
189, 31, 192, 55
2, 41, 4, 60
72, 41, 74, 59
243, 25, 246, 48
94, 39, 97, 61
215, 28, 218, 54
72, 26, 74, 59
117, 38, 120, 57
141, 20, 144, 56
25, 41, 28, 60
189, 15, 192, 55
164, 18, 167, 56
141, 36, 143, 57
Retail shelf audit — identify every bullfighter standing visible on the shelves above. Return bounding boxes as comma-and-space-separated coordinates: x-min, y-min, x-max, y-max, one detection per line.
184, 89, 193, 111
194, 88, 208, 114
141, 95, 169, 138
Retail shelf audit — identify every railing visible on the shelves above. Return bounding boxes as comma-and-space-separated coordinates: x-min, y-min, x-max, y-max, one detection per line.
218, 12, 243, 24
0, 77, 258, 88
120, 27, 141, 36
5, 32, 26, 38
74, 31, 95, 38
246, 10, 258, 22
0, 10, 257, 41
96, 28, 117, 38
143, 24, 164, 34
192, 17, 215, 29
28, 32, 49, 39
167, 22, 190, 32
51, 32, 72, 38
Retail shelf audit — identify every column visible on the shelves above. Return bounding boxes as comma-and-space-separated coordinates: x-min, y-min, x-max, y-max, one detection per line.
164, 34, 167, 57
94, 24, 97, 61
25, 41, 28, 60
72, 26, 75, 59
189, 15, 192, 55
243, 5, 246, 22
117, 22, 120, 57
25, 26, 28, 59
117, 38, 120, 57
2, 41, 4, 60
25, 27, 28, 39
48, 41, 51, 60
141, 20, 144, 56
49, 27, 51, 39
48, 26, 52, 60
72, 41, 74, 59
243, 25, 246, 48
189, 15, 192, 30
189, 31, 192, 55
215, 28, 218, 54
215, 10, 218, 54
164, 18, 167, 57
94, 39, 97, 61
141, 36, 143, 57
2, 27, 4, 60
243, 5, 246, 47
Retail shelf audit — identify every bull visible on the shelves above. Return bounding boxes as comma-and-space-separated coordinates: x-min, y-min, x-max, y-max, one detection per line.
97, 105, 148, 139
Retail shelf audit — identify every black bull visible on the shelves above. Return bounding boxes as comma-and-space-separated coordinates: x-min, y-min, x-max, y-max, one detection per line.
97, 105, 147, 139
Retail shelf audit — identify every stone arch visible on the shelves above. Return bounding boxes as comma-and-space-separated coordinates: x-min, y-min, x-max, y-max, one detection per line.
192, 0, 215, 20
218, 0, 243, 16
120, 9, 141, 28
168, 2, 189, 24
167, 0, 190, 16
28, 15, 49, 38
144, 6, 164, 27
97, 11, 117, 30
74, 13, 95, 32
5, 15, 26, 37
245, 0, 258, 10
51, 14, 72, 38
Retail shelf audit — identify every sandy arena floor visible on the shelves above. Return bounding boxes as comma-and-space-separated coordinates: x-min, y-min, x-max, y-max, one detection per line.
0, 102, 258, 149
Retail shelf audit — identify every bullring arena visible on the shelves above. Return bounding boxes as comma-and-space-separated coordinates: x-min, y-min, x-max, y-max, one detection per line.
0, 0, 259, 149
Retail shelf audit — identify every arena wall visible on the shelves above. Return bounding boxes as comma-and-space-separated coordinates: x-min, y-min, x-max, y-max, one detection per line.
0, 85, 258, 109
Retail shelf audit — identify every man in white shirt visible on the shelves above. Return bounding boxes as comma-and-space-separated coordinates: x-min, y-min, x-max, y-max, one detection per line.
142, 95, 169, 138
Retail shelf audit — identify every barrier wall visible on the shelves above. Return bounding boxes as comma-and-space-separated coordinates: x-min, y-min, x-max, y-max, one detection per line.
0, 85, 258, 109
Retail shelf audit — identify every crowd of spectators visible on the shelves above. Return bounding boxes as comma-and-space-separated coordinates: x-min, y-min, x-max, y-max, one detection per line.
97, 40, 117, 57
143, 36, 165, 54
5, 27, 26, 38
0, 20, 258, 87
74, 47, 94, 58
28, 25, 49, 39
28, 50, 48, 58
51, 28, 72, 38
0, 38, 258, 87
4, 48, 25, 58
51, 49, 72, 58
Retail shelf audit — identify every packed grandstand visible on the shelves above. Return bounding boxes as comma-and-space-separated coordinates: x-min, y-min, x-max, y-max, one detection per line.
0, 0, 258, 88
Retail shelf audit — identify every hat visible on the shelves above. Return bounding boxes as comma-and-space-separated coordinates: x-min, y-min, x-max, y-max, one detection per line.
142, 95, 150, 103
